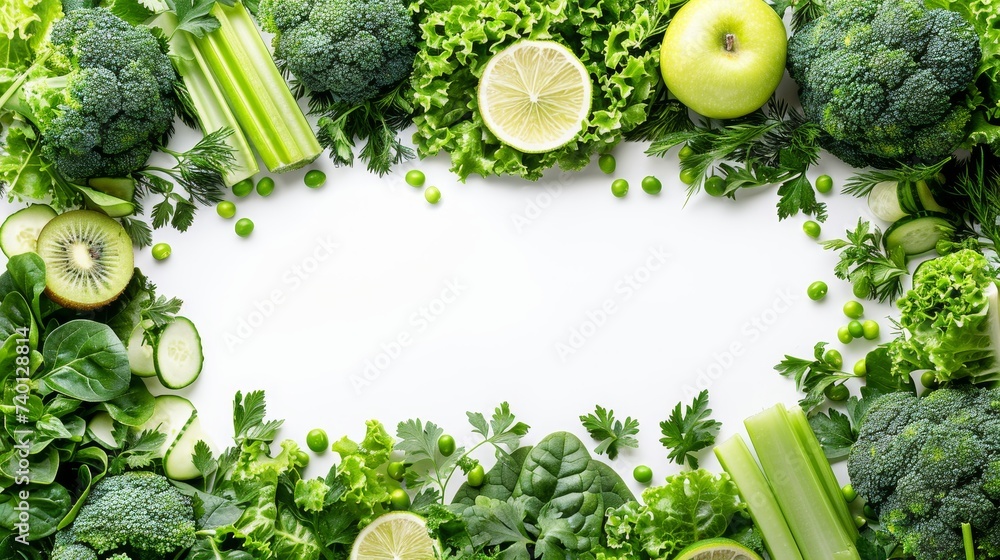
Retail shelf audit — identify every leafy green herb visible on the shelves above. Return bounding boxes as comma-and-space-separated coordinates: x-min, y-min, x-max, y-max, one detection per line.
659, 390, 721, 469
232, 390, 284, 443
842, 158, 950, 198
579, 405, 639, 460
940, 148, 1000, 250
108, 429, 168, 474
822, 218, 909, 303
775, 342, 859, 414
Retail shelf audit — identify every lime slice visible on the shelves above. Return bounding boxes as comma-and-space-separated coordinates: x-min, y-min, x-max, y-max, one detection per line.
349, 512, 439, 560
674, 538, 764, 560
477, 40, 592, 153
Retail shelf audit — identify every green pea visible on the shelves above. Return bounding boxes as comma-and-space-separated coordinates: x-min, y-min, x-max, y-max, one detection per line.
704, 176, 726, 197
437, 435, 456, 456
304, 169, 326, 188
389, 488, 410, 511
802, 220, 821, 239
295, 450, 310, 468
847, 320, 865, 339
815, 174, 834, 194
405, 169, 426, 187
598, 153, 616, 174
854, 358, 867, 377
837, 326, 854, 344
863, 504, 877, 520
387, 461, 406, 481
823, 348, 843, 369
825, 383, 849, 401
467, 464, 486, 488
921, 370, 938, 389
217, 201, 236, 219
678, 145, 694, 160
641, 176, 662, 195
842, 484, 857, 503
807, 280, 828, 301
843, 300, 864, 319
854, 515, 868, 529
425, 186, 441, 205
231, 178, 253, 197
151, 243, 171, 261
256, 176, 275, 197
679, 168, 698, 185
862, 320, 880, 340
852, 276, 872, 299
611, 179, 629, 198
633, 465, 653, 484
306, 429, 328, 453
235, 218, 254, 237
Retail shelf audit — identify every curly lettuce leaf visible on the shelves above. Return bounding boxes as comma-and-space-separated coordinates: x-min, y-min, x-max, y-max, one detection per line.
409, 0, 659, 180
0, 123, 78, 210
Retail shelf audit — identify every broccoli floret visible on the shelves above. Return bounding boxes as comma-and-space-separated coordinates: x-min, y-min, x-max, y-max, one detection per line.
848, 386, 1000, 559
787, 0, 981, 167
54, 472, 196, 560
257, 0, 416, 103
3, 8, 176, 180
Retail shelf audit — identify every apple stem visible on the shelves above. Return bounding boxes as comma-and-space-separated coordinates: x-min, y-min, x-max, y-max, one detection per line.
725, 33, 736, 52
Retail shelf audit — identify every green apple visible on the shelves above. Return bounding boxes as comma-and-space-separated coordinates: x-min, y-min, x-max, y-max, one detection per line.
660, 0, 787, 119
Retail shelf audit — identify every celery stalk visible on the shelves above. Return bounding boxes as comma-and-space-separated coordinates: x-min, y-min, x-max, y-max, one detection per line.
715, 435, 804, 560
787, 406, 859, 541
157, 13, 259, 186
193, 1, 321, 172
745, 404, 861, 560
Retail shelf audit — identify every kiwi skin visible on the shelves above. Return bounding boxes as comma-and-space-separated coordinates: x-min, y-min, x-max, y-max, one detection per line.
35, 210, 135, 311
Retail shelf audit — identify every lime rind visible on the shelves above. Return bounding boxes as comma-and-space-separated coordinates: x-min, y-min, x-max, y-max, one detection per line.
350, 511, 440, 560
674, 537, 764, 560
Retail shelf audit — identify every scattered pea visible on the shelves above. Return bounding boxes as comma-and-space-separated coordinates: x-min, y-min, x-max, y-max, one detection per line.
633, 465, 653, 484
304, 169, 326, 188
863, 504, 877, 520
825, 383, 850, 401
232, 178, 253, 197
921, 370, 938, 389
862, 319, 880, 340
217, 201, 236, 219
837, 326, 854, 344
641, 176, 662, 195
679, 168, 698, 185
437, 435, 456, 457
842, 484, 858, 503
598, 153, 616, 174
803, 220, 821, 239
611, 179, 629, 198
425, 186, 441, 204
854, 515, 868, 529
389, 488, 410, 511
256, 176, 275, 197
295, 450, 310, 468
151, 242, 171, 261
854, 358, 867, 377
235, 218, 254, 237
843, 300, 864, 319
823, 348, 843, 369
678, 145, 694, 160
467, 464, 486, 488
306, 429, 328, 453
807, 280, 828, 301
816, 174, 834, 194
405, 169, 426, 187
387, 461, 406, 481
704, 176, 726, 197
847, 320, 865, 339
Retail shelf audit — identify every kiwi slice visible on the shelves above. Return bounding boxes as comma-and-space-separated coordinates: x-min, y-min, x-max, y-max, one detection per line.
35, 210, 134, 310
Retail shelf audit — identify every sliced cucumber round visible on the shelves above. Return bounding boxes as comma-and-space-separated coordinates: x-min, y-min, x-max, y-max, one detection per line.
868, 180, 947, 223
164, 414, 210, 481
154, 317, 204, 389
884, 212, 954, 256
0, 204, 57, 257
868, 181, 907, 222
135, 395, 196, 458
87, 412, 120, 449
126, 324, 157, 378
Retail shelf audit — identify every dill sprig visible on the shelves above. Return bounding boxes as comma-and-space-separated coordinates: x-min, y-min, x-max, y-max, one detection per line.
842, 158, 950, 197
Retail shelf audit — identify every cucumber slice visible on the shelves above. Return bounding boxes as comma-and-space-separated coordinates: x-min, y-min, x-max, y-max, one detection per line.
135, 395, 196, 457
126, 324, 157, 378
88, 177, 136, 202
154, 317, 204, 389
868, 182, 906, 222
915, 179, 947, 214
87, 412, 120, 449
0, 204, 57, 257
982, 282, 1000, 385
76, 184, 135, 218
884, 212, 954, 256
868, 180, 947, 222
164, 414, 210, 480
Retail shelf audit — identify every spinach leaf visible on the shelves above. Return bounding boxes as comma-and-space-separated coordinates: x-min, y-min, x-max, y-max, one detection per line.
97, 269, 151, 342
0, 534, 46, 559
272, 506, 322, 560
593, 460, 634, 510
40, 320, 130, 402
0, 292, 34, 348
453, 446, 532, 506
465, 496, 535, 559
57, 447, 109, 530
6, 254, 47, 322
0, 482, 71, 540
103, 376, 155, 427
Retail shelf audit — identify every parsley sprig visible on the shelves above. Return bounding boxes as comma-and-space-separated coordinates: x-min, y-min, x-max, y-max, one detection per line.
579, 405, 639, 460
775, 342, 864, 414
659, 390, 721, 469
822, 218, 909, 303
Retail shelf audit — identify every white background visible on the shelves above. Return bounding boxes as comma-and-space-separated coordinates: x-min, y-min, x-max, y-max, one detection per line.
1, 78, 895, 496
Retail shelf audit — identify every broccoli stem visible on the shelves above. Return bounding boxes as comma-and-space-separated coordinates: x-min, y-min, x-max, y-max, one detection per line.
192, 1, 321, 173
715, 435, 804, 560
744, 404, 861, 560
963, 522, 975, 560
155, 12, 259, 187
